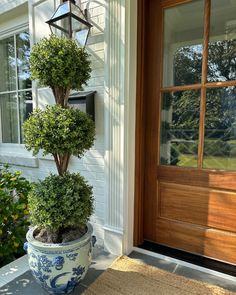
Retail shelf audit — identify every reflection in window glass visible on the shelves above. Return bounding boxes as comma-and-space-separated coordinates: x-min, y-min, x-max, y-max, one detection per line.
208, 0, 236, 82
160, 90, 200, 167
19, 91, 33, 143
163, 0, 204, 87
204, 87, 236, 170
0, 31, 31, 144
0, 93, 18, 143
17, 32, 31, 90
0, 37, 16, 92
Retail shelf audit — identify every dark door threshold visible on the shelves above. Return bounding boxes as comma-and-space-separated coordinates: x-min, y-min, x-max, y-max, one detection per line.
139, 241, 236, 277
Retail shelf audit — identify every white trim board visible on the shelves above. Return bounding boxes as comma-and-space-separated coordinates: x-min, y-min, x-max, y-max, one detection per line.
0, 0, 28, 16
133, 247, 236, 283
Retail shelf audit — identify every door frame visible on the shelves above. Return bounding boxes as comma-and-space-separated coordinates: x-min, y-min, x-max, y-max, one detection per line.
134, 0, 162, 245
134, 0, 205, 246
133, 0, 147, 246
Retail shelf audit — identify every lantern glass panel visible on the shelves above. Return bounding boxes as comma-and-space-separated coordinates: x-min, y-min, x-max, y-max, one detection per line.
74, 28, 89, 47
50, 17, 70, 36
71, 3, 84, 19
51, 2, 69, 20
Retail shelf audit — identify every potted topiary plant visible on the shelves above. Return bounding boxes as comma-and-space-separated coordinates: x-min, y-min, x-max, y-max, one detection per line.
23, 35, 96, 294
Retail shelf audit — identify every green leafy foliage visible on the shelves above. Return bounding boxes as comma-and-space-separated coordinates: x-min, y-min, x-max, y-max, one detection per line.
29, 35, 91, 91
24, 36, 95, 242
28, 173, 94, 234
23, 104, 95, 158
0, 165, 31, 267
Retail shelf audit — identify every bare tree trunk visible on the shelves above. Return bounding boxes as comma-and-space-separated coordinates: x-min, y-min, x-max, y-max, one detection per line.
64, 88, 71, 107
53, 153, 71, 175
51, 85, 72, 175
51, 86, 71, 107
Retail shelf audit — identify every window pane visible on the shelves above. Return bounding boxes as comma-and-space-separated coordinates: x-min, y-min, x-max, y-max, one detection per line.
203, 87, 236, 170
19, 91, 32, 143
208, 1, 236, 82
163, 0, 204, 87
0, 93, 18, 143
160, 90, 200, 167
0, 36, 16, 92
16, 32, 31, 90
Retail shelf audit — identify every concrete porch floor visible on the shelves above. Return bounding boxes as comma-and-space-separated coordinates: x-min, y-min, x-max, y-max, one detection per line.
0, 247, 236, 294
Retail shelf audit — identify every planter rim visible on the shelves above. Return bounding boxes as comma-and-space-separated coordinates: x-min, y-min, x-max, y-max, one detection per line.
26, 222, 93, 249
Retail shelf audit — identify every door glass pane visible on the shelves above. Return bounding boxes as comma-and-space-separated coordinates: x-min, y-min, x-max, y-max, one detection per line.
16, 32, 31, 90
163, 0, 204, 87
208, 0, 236, 82
19, 91, 32, 143
0, 93, 18, 143
160, 90, 200, 167
0, 36, 16, 92
203, 87, 236, 170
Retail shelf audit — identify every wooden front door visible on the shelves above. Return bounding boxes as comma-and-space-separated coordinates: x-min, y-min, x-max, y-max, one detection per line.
140, 0, 236, 265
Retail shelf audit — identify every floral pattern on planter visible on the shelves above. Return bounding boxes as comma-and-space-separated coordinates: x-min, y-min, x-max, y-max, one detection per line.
26, 223, 94, 294
66, 253, 78, 261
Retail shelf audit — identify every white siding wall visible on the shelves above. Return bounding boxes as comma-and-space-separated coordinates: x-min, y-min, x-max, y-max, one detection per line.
0, 0, 28, 15
0, 0, 106, 247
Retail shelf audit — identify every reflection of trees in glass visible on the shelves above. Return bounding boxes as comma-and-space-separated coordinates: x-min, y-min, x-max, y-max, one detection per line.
0, 32, 31, 92
160, 91, 199, 167
19, 92, 33, 143
174, 45, 202, 86
0, 37, 16, 92
173, 40, 236, 136
168, 40, 236, 166
174, 40, 236, 85
17, 32, 31, 89
171, 91, 200, 133
208, 40, 236, 82
206, 88, 236, 139
0, 31, 31, 143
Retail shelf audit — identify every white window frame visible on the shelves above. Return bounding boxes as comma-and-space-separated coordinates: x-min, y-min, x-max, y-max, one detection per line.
0, 23, 38, 168
0, 25, 32, 145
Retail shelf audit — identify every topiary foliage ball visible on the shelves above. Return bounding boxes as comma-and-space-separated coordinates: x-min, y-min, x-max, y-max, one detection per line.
28, 173, 94, 234
29, 35, 91, 90
23, 104, 95, 158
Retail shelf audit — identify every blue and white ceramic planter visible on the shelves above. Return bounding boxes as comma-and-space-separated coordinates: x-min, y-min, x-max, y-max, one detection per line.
25, 223, 95, 294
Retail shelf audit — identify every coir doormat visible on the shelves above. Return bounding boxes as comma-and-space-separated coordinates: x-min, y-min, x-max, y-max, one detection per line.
83, 256, 235, 295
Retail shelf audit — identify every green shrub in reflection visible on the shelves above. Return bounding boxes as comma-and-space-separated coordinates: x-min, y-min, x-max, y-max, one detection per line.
176, 139, 231, 157
168, 139, 233, 168
161, 146, 180, 166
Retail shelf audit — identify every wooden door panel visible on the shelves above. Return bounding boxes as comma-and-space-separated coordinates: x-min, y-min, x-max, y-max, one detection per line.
156, 219, 236, 265
138, 0, 236, 266
158, 166, 236, 191
159, 182, 236, 232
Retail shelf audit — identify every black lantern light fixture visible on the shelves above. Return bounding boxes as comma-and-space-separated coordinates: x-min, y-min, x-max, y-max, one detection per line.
46, 0, 92, 47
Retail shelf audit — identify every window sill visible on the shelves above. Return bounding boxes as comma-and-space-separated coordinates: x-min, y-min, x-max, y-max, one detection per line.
0, 145, 39, 168
0, 153, 39, 168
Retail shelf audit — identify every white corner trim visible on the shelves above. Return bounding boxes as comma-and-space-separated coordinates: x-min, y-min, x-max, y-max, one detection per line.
104, 0, 126, 235
103, 225, 124, 235
122, 0, 137, 255
104, 226, 123, 255
104, 0, 137, 256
